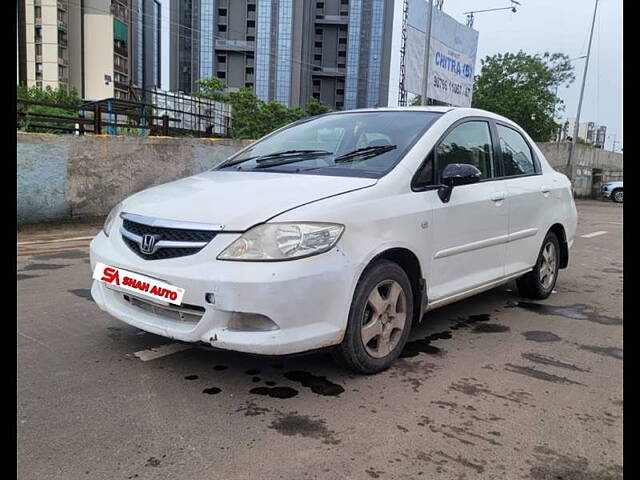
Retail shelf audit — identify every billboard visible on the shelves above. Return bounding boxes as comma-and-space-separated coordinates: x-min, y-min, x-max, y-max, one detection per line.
405, 0, 479, 107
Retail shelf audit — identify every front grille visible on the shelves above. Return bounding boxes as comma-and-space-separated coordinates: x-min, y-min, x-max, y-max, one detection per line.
121, 218, 217, 260
123, 294, 205, 324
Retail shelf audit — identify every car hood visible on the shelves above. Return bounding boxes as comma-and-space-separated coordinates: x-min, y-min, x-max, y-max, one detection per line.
122, 170, 377, 230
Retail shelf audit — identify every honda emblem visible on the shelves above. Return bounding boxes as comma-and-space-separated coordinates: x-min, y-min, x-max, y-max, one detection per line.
140, 234, 158, 254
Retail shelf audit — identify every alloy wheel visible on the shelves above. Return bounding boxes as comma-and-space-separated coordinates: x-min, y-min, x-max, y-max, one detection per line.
361, 280, 407, 358
539, 242, 557, 290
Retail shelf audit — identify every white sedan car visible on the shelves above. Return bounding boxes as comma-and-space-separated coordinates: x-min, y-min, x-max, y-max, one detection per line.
90, 107, 577, 373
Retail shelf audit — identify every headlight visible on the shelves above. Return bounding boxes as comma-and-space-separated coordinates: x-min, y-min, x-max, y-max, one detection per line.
218, 222, 344, 261
103, 201, 123, 237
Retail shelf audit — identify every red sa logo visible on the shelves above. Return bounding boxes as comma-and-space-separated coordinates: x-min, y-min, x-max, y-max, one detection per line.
101, 267, 120, 286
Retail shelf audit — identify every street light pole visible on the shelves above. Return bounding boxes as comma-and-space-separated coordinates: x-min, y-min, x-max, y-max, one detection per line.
421, 0, 434, 106
566, 0, 599, 178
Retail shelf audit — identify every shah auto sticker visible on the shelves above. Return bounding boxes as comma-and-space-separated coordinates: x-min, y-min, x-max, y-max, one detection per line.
93, 262, 185, 306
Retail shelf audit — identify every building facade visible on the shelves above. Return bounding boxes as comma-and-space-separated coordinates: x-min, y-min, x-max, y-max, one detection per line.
131, 0, 162, 90
565, 118, 608, 148
17, 0, 83, 93
18, 0, 160, 100
169, 0, 396, 109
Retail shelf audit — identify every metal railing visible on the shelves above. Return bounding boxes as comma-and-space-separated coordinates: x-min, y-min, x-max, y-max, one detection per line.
17, 88, 232, 138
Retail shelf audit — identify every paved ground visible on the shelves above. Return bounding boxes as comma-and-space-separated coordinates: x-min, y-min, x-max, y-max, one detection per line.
17, 200, 622, 480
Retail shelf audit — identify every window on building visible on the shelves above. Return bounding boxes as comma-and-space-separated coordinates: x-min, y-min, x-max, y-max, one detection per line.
248, 4, 256, 11
218, 24, 227, 32
35, 44, 42, 56
316, 2, 325, 8
315, 41, 322, 47
313, 79, 321, 86
338, 38, 347, 44
34, 6, 41, 18
246, 35, 255, 41
245, 82, 253, 88
217, 55, 226, 63
314, 54, 322, 61
315, 28, 322, 35
247, 20, 255, 27
217, 71, 226, 79
245, 67, 254, 74
218, 8, 227, 16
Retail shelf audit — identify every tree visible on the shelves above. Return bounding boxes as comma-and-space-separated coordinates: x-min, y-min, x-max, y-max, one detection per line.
193, 78, 331, 139
17, 85, 82, 133
471, 51, 575, 141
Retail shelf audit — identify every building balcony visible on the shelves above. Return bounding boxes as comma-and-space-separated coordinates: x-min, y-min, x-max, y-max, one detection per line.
311, 67, 346, 77
215, 39, 255, 52
114, 45, 129, 58
314, 15, 349, 25
114, 63, 129, 75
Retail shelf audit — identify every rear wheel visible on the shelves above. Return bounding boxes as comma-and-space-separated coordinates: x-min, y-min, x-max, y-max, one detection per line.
612, 189, 623, 203
516, 232, 560, 300
333, 260, 413, 374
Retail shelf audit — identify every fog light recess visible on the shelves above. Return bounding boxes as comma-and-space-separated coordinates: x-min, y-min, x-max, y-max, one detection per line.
228, 312, 279, 332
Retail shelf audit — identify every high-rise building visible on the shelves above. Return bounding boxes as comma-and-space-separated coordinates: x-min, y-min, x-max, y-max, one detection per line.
565, 118, 608, 147
17, 0, 83, 93
169, 0, 396, 109
18, 0, 161, 100
131, 0, 162, 90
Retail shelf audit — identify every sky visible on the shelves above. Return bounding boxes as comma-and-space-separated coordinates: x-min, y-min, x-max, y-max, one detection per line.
159, 0, 622, 151
425, 0, 622, 150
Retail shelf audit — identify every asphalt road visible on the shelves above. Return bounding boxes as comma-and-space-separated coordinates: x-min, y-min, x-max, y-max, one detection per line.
17, 200, 622, 480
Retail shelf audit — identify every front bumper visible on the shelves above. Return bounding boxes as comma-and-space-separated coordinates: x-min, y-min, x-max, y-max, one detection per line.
89, 230, 355, 355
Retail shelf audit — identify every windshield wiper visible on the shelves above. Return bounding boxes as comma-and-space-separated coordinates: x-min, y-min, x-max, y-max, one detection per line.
253, 149, 333, 168
333, 145, 397, 163
221, 150, 331, 169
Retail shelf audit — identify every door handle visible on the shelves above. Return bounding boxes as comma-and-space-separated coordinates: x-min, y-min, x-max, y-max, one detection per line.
491, 192, 506, 202
541, 185, 551, 196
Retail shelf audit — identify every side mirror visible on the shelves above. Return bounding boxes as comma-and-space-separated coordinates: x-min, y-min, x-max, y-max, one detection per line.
438, 163, 482, 203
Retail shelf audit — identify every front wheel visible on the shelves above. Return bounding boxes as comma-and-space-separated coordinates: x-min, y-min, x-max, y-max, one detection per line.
333, 260, 413, 374
612, 189, 623, 203
516, 232, 560, 300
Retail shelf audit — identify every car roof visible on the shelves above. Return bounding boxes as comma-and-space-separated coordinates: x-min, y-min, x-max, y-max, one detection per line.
327, 106, 516, 124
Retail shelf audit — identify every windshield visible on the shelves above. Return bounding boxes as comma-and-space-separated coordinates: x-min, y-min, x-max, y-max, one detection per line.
217, 111, 442, 178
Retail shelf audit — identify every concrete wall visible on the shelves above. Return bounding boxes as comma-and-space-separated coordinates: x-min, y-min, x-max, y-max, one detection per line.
17, 134, 624, 224
17, 133, 252, 224
537, 142, 623, 197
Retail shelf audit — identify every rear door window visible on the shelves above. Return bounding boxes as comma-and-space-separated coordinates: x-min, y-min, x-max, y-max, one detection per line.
496, 125, 536, 176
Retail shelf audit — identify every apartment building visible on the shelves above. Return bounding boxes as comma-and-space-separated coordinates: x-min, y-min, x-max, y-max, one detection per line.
18, 0, 161, 100
169, 0, 395, 109
17, 0, 83, 92
131, 0, 162, 90
564, 118, 608, 148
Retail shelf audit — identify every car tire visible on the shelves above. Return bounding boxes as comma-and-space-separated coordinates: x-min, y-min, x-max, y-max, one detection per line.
611, 189, 623, 203
332, 259, 413, 374
516, 231, 560, 300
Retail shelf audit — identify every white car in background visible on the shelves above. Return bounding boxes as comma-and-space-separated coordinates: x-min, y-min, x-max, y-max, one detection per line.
601, 181, 623, 203
90, 107, 577, 373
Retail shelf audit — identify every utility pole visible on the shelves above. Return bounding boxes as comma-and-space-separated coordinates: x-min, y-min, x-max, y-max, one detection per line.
421, 0, 434, 106
566, 0, 599, 179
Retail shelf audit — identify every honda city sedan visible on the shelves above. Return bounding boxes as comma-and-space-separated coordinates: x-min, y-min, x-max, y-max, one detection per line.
90, 107, 577, 373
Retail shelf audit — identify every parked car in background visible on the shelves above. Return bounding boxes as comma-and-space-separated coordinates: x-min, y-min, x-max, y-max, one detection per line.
90, 107, 578, 373
601, 181, 623, 203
